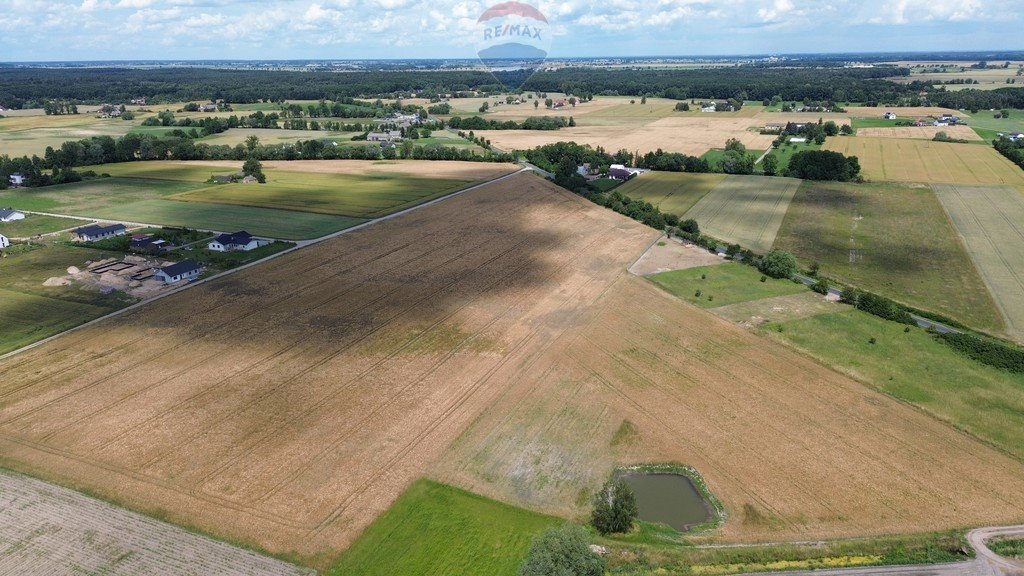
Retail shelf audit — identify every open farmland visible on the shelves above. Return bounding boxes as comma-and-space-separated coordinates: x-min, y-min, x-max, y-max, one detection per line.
682, 175, 800, 253
477, 116, 774, 157
199, 128, 360, 147
856, 125, 982, 141
3, 173, 1024, 571
932, 184, 1024, 342
824, 137, 1024, 185
615, 171, 726, 216
0, 214, 81, 238
773, 181, 1003, 331
1, 161, 516, 239
0, 469, 311, 576
0, 112, 138, 157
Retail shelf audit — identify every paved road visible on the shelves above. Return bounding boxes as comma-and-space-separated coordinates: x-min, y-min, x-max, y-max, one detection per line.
739, 526, 1024, 576
791, 273, 960, 334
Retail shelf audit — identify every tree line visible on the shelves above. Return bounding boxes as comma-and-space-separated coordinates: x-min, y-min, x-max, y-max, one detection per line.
447, 116, 573, 131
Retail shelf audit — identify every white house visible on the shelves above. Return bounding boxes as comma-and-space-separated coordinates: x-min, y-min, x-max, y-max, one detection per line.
155, 259, 203, 284
700, 103, 717, 113
0, 208, 26, 222
0, 234, 9, 249
8, 173, 25, 187
207, 231, 269, 252
73, 223, 127, 242
883, 112, 898, 120
367, 131, 402, 142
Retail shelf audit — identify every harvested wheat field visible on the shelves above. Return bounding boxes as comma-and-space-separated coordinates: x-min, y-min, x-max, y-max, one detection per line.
0, 173, 657, 566
435, 274, 1024, 542
932, 184, 1024, 342
856, 125, 981, 141
478, 117, 773, 156
825, 137, 1024, 185
4, 173, 1024, 568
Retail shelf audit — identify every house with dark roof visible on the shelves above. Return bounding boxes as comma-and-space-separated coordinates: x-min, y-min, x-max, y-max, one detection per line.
73, 223, 127, 242
207, 231, 269, 252
155, 259, 203, 284
0, 208, 26, 222
130, 234, 173, 255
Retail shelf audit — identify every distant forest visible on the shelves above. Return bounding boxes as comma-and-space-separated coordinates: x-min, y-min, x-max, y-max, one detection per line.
2, 65, 1024, 110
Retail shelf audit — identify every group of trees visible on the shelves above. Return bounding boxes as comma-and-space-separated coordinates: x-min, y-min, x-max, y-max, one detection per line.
447, 115, 573, 131
786, 150, 862, 181
43, 100, 78, 115
994, 136, 1024, 171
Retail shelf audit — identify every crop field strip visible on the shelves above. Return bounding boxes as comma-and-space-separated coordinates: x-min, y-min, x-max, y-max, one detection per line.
932, 184, 1024, 341
825, 137, 1024, 185
437, 274, 1024, 543
0, 469, 311, 576
615, 172, 726, 216
682, 175, 800, 253
0, 174, 659, 564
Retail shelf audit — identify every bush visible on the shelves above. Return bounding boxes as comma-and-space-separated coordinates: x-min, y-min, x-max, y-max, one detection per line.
856, 292, 915, 325
787, 150, 861, 181
839, 286, 859, 305
811, 279, 830, 295
518, 524, 604, 576
758, 250, 797, 279
591, 478, 638, 535
937, 332, 1024, 374
679, 219, 700, 235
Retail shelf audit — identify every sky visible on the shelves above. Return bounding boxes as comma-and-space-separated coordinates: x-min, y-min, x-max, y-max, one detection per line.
0, 0, 1022, 62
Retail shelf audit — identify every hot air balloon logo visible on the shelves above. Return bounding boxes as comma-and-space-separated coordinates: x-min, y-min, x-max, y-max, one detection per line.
476, 1, 552, 89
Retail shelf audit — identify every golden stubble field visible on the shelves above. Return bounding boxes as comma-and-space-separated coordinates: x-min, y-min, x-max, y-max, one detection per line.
2, 175, 1024, 566
825, 136, 1024, 185
857, 125, 982, 141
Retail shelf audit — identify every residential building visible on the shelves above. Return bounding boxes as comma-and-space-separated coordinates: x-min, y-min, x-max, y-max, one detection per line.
0, 208, 26, 222
200, 103, 218, 113
367, 131, 403, 142
8, 173, 25, 187
130, 234, 172, 255
207, 231, 269, 252
883, 112, 898, 120
155, 260, 203, 284
0, 234, 9, 249
73, 223, 127, 242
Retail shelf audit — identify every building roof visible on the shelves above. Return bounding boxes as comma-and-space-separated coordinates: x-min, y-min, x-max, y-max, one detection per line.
159, 259, 202, 277
75, 223, 126, 237
212, 231, 253, 246
0, 208, 23, 219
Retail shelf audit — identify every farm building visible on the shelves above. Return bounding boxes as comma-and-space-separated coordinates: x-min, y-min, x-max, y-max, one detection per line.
367, 131, 403, 142
130, 234, 173, 255
73, 223, 127, 242
200, 103, 218, 113
8, 173, 25, 187
764, 122, 787, 132
208, 231, 269, 252
883, 112, 898, 119
609, 164, 643, 181
0, 208, 26, 222
155, 260, 203, 284
0, 234, 9, 249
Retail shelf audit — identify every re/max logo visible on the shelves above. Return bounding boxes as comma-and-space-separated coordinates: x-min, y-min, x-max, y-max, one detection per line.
483, 24, 542, 41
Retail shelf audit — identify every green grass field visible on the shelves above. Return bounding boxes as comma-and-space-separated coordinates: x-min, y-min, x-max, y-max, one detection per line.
960, 109, 1024, 134
0, 214, 81, 238
769, 139, 822, 172
616, 172, 725, 216
988, 538, 1024, 559
773, 181, 1003, 332
850, 117, 906, 130
171, 171, 473, 218
328, 480, 560, 576
761, 309, 1024, 460
81, 162, 236, 182
683, 175, 801, 253
650, 263, 806, 308
701, 148, 767, 171
0, 289, 114, 355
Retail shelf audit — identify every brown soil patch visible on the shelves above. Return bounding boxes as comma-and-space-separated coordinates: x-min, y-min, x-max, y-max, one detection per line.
629, 236, 726, 276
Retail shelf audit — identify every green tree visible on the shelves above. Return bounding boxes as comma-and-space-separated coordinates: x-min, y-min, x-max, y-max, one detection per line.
518, 524, 604, 576
591, 478, 638, 535
759, 250, 797, 279
720, 150, 754, 174
761, 152, 779, 176
245, 135, 260, 152
242, 156, 266, 183
723, 138, 746, 154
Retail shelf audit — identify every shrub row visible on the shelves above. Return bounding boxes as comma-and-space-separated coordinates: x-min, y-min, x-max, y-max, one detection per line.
937, 332, 1024, 374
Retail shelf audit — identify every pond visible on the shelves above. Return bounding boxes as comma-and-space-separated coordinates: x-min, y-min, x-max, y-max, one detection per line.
620, 472, 712, 532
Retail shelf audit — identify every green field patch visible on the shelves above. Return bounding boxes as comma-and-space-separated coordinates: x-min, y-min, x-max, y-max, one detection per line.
0, 178, 205, 215
80, 161, 235, 182
328, 479, 560, 576
683, 175, 800, 253
761, 309, 1024, 460
0, 214, 81, 238
616, 172, 725, 216
650, 263, 806, 308
87, 199, 363, 239
0, 289, 113, 355
769, 139, 822, 171
850, 117, 906, 130
701, 148, 767, 171
773, 181, 1003, 332
170, 171, 473, 218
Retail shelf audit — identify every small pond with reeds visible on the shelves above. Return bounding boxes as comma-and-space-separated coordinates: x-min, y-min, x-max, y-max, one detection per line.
619, 472, 712, 532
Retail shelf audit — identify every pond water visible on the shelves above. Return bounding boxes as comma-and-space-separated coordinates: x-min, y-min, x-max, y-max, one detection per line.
620, 473, 711, 532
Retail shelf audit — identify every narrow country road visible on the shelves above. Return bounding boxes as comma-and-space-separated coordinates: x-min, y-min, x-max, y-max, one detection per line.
739, 525, 1024, 576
